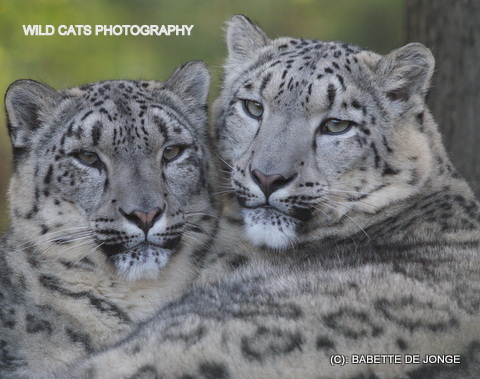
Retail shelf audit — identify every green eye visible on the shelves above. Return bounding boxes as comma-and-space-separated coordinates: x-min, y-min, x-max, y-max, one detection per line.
163, 145, 182, 162
76, 151, 100, 166
243, 100, 264, 119
322, 119, 353, 134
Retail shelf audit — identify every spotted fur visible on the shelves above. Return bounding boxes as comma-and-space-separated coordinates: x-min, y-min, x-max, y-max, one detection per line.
0, 61, 219, 377
62, 16, 480, 378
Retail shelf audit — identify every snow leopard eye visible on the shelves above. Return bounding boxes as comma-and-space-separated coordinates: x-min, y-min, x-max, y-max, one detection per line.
243, 100, 264, 119
322, 119, 353, 135
163, 145, 183, 162
75, 151, 100, 167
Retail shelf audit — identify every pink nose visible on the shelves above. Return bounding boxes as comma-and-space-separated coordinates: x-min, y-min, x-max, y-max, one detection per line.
251, 169, 295, 199
133, 208, 162, 229
120, 207, 163, 233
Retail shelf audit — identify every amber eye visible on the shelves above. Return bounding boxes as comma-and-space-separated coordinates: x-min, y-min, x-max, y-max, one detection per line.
75, 151, 100, 167
322, 119, 353, 135
163, 145, 182, 162
243, 100, 264, 119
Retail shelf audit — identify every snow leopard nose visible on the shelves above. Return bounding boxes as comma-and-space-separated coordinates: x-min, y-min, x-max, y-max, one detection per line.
251, 169, 295, 200
120, 207, 163, 234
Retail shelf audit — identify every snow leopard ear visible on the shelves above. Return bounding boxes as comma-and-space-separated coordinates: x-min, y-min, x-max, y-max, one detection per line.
375, 43, 435, 103
5, 79, 62, 149
163, 60, 210, 111
226, 15, 270, 65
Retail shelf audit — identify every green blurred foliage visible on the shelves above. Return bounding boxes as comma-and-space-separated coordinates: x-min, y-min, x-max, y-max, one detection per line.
0, 0, 403, 233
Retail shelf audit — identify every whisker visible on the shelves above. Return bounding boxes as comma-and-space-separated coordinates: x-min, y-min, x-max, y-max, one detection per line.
291, 189, 376, 209
41, 231, 93, 243
71, 242, 104, 267
308, 204, 360, 248
325, 188, 372, 196
182, 231, 218, 256
214, 184, 236, 189
38, 233, 94, 253
323, 195, 377, 210
48, 239, 97, 264
12, 228, 88, 250
182, 233, 207, 248
184, 225, 218, 242
180, 239, 216, 259
316, 202, 370, 242
38, 225, 90, 233
185, 212, 222, 221
212, 190, 237, 196
15, 232, 93, 256
216, 153, 233, 170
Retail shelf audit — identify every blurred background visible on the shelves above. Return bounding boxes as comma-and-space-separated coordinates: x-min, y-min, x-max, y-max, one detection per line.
0, 0, 405, 233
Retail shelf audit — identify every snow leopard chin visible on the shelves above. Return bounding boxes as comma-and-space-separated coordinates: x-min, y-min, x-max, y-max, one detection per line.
242, 207, 298, 250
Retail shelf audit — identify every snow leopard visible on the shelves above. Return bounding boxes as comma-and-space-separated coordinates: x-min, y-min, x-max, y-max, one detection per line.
63, 15, 480, 379
0, 61, 219, 378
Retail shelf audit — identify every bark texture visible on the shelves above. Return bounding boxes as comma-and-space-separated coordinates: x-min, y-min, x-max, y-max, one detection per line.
406, 0, 480, 196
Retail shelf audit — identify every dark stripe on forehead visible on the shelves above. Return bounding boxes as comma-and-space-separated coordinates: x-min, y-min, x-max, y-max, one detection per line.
327, 83, 336, 108
149, 104, 195, 140
151, 88, 202, 129
260, 72, 272, 94
91, 121, 102, 146
153, 114, 169, 141
228, 51, 277, 95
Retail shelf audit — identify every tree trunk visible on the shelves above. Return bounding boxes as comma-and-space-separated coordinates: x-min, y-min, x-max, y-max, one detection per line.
405, 0, 480, 197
